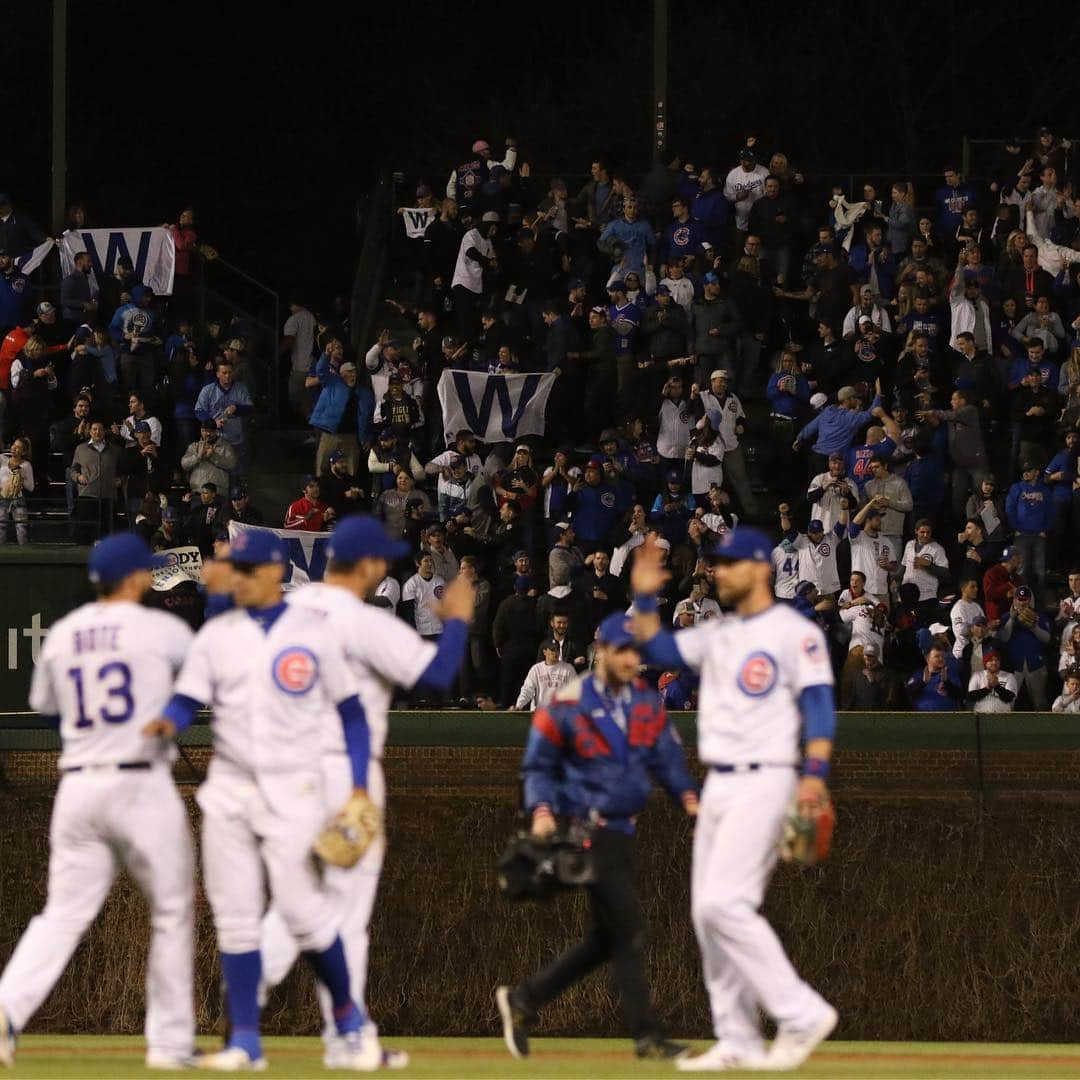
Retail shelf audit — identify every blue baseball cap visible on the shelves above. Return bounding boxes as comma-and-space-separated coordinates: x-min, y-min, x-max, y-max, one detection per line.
596, 612, 636, 648
228, 528, 288, 566
567, 277, 586, 290
88, 533, 167, 585
133, 420, 151, 434
655, 284, 672, 297
326, 515, 410, 562
702, 526, 773, 564
514, 574, 532, 592
606, 279, 627, 293
807, 519, 825, 533
703, 271, 720, 284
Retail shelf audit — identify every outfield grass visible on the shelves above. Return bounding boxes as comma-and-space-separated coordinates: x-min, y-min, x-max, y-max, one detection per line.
6, 1036, 1080, 1078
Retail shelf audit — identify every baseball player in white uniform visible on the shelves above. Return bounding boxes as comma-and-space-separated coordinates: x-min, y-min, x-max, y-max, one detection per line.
257, 516, 475, 1068
0, 534, 195, 1071
631, 528, 838, 1071
153, 528, 379, 1071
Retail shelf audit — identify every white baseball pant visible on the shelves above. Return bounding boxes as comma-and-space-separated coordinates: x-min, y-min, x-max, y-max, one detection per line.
260, 757, 386, 1039
691, 767, 831, 1054
0, 765, 194, 1057
197, 759, 339, 956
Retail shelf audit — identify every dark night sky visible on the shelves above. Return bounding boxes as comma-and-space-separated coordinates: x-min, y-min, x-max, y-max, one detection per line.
8, 0, 1080, 302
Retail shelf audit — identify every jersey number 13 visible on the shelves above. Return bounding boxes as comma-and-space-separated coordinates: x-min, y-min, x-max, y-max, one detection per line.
67, 662, 135, 728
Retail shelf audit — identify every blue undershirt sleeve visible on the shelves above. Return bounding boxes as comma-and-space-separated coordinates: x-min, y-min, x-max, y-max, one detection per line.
161, 693, 203, 734
639, 628, 686, 670
336, 695, 371, 787
414, 619, 468, 692
799, 684, 836, 743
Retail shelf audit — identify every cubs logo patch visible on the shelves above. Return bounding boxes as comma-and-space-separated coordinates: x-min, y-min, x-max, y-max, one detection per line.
736, 651, 778, 697
679, 408, 693, 424
601, 492, 616, 508
272, 647, 319, 695
818, 542, 831, 556
433, 584, 446, 599
673, 226, 690, 246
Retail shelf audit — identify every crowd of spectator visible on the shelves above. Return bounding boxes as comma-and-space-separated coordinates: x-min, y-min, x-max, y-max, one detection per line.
287, 129, 1080, 712
0, 196, 281, 549
5, 124, 1080, 713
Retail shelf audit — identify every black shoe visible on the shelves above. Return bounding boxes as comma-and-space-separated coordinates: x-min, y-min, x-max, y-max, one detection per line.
635, 1036, 690, 1060
496, 985, 532, 1059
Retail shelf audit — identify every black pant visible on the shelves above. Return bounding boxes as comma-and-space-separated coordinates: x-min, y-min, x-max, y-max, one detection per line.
518, 828, 659, 1040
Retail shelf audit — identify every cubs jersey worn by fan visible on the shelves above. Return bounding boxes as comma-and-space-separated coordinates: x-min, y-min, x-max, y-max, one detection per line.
172, 604, 359, 775
794, 524, 844, 595
402, 572, 445, 635
29, 601, 193, 770
771, 542, 800, 600
901, 539, 948, 601
839, 603, 885, 654
671, 604, 834, 766
287, 582, 436, 759
847, 526, 895, 598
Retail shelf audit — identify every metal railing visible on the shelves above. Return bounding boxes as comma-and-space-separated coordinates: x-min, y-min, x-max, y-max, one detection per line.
195, 255, 282, 420
349, 172, 395, 352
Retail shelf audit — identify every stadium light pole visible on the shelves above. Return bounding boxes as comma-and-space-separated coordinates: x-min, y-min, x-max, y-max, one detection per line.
52, 0, 67, 233
652, 0, 668, 163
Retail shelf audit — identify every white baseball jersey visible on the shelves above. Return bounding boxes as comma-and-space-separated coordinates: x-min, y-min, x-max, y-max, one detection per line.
288, 582, 436, 759
794, 528, 843, 595
848, 528, 895, 598
901, 540, 948, 601
374, 575, 401, 613
771, 543, 800, 600
402, 572, 446, 635
675, 604, 833, 766
950, 598, 985, 658
839, 603, 884, 654
968, 670, 1018, 712
807, 473, 857, 533
673, 597, 723, 625
515, 659, 577, 710
657, 398, 694, 459
29, 601, 193, 771
698, 390, 745, 453
173, 604, 358, 775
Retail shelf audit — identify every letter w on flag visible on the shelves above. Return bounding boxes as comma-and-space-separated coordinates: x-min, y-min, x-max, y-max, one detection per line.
437, 370, 557, 445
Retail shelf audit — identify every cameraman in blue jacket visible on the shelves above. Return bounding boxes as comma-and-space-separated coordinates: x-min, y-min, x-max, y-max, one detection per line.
496, 613, 698, 1063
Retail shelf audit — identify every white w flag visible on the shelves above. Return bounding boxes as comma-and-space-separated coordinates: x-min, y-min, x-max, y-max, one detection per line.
436, 369, 557, 445
15, 239, 56, 276
401, 206, 435, 239
60, 228, 176, 295
227, 522, 330, 592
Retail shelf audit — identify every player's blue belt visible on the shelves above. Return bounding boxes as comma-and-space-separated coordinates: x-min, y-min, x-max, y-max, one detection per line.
62, 761, 152, 774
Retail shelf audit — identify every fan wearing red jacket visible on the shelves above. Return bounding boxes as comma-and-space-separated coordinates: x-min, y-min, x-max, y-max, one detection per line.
982, 547, 1025, 622
283, 475, 335, 532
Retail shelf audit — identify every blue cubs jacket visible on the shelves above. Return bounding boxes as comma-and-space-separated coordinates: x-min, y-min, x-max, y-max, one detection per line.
522, 674, 696, 833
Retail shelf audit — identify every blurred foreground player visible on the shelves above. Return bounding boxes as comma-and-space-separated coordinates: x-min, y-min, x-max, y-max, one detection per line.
496, 613, 699, 1062
631, 529, 838, 1072
153, 529, 380, 1071
259, 516, 475, 1068
0, 534, 195, 1070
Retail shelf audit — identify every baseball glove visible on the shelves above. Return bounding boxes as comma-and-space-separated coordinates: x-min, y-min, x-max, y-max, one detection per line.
779, 795, 836, 867
313, 791, 383, 868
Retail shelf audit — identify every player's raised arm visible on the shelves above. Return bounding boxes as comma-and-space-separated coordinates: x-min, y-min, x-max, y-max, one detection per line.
629, 534, 706, 673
